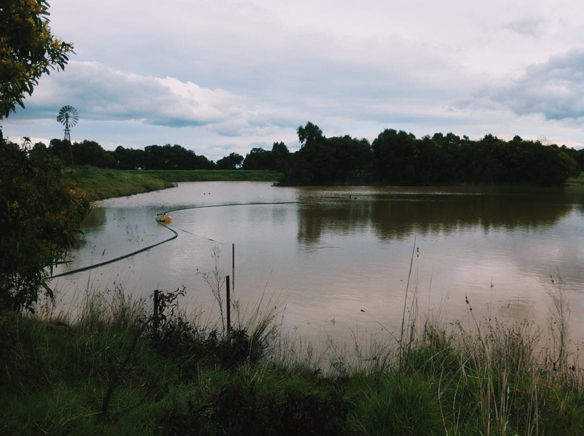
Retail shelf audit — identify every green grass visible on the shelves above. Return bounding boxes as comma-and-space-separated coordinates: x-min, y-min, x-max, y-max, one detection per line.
139, 169, 283, 183
566, 172, 584, 187
65, 168, 283, 201
65, 168, 174, 201
2, 287, 584, 435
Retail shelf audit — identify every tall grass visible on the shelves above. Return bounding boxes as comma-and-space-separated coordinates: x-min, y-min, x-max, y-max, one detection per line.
2, 280, 584, 434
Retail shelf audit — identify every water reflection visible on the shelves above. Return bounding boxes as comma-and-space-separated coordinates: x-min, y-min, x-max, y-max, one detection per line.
53, 182, 584, 345
297, 191, 577, 244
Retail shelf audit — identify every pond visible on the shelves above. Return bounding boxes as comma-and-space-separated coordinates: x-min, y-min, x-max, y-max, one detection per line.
51, 182, 584, 345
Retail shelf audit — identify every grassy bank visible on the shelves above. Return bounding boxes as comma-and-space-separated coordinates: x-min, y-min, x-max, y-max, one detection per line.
139, 169, 282, 183
2, 289, 583, 435
66, 168, 283, 201
566, 172, 584, 187
65, 168, 174, 201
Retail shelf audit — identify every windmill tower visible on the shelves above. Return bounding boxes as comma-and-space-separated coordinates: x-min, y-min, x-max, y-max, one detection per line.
57, 105, 79, 142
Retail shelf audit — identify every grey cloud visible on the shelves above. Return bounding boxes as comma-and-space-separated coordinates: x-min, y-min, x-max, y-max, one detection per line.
20, 61, 253, 128
504, 18, 545, 37
478, 49, 584, 121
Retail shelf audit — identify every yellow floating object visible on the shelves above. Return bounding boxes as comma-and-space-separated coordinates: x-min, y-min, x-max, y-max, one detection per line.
156, 214, 172, 224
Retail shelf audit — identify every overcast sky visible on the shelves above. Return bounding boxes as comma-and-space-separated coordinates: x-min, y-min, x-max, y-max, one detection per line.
4, 0, 584, 159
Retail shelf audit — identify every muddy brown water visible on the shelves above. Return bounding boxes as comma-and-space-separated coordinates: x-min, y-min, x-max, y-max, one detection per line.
51, 182, 584, 346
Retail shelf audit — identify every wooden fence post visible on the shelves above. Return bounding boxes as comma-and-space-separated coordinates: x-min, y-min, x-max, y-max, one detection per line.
226, 276, 231, 332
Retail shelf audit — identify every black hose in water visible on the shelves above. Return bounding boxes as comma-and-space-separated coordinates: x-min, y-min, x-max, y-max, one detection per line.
49, 223, 178, 279
49, 201, 300, 279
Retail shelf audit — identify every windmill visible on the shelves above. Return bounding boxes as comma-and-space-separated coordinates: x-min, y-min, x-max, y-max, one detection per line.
57, 105, 79, 142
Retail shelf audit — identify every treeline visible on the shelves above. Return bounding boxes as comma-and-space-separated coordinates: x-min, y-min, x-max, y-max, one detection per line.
38, 139, 290, 172
282, 123, 584, 186
32, 122, 584, 186
44, 140, 216, 170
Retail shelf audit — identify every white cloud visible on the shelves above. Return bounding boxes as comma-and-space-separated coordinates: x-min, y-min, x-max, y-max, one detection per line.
24, 61, 254, 128
4, 0, 584, 153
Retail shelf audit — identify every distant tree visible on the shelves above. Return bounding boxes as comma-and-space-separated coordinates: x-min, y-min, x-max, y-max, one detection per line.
0, 0, 73, 119
33, 141, 47, 151
562, 145, 584, 172
529, 144, 579, 186
280, 125, 579, 186
113, 145, 145, 170
297, 122, 324, 147
283, 122, 331, 184
72, 140, 117, 168
327, 135, 372, 183
372, 129, 418, 184
0, 139, 89, 311
271, 141, 290, 172
242, 147, 274, 170
48, 138, 72, 165
141, 144, 215, 170
216, 152, 244, 169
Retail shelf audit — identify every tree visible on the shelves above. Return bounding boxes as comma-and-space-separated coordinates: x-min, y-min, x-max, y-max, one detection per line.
48, 138, 73, 165
0, 140, 89, 311
216, 152, 243, 169
0, 0, 74, 118
271, 141, 290, 172
73, 140, 117, 168
297, 122, 323, 147
0, 1, 83, 312
371, 129, 418, 184
242, 147, 274, 170
141, 144, 215, 170
113, 145, 146, 170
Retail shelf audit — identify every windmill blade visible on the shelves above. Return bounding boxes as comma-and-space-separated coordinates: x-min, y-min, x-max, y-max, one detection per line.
57, 105, 79, 126
69, 109, 79, 126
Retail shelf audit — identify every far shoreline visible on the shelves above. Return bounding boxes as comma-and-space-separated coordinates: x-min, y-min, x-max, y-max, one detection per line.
67, 167, 584, 202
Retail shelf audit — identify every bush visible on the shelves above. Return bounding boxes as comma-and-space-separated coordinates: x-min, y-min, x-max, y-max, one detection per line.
0, 140, 89, 311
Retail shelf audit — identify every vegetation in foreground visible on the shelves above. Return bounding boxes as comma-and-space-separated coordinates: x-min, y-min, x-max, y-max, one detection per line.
65, 168, 282, 201
2, 287, 583, 435
0, 141, 89, 312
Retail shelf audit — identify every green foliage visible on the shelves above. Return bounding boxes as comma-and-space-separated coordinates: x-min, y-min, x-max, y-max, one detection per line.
216, 152, 244, 170
113, 145, 146, 169
242, 143, 291, 171
242, 147, 275, 170
0, 0, 73, 118
153, 318, 267, 372
157, 370, 347, 436
282, 122, 580, 186
284, 125, 373, 185
297, 121, 324, 146
39, 124, 580, 188
347, 373, 442, 435
3, 289, 584, 435
73, 140, 117, 168
141, 144, 215, 170
0, 140, 89, 311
